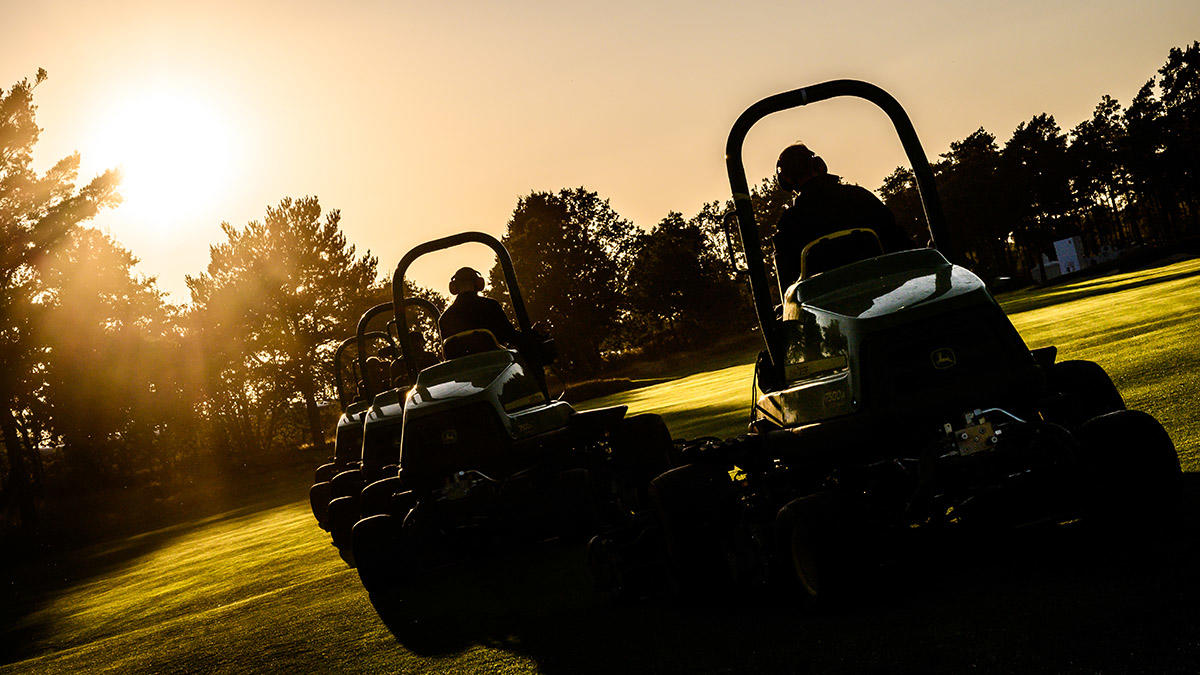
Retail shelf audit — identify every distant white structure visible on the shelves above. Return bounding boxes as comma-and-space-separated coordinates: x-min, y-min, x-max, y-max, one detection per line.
1031, 236, 1119, 284
1053, 236, 1084, 275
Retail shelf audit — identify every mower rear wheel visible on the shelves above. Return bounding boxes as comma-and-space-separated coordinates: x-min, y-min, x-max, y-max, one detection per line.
1078, 409, 1182, 526
611, 414, 673, 485
776, 491, 848, 604
587, 534, 625, 602
650, 463, 735, 599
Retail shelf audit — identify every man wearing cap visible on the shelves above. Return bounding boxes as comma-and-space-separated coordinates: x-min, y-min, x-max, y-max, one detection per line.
773, 142, 914, 287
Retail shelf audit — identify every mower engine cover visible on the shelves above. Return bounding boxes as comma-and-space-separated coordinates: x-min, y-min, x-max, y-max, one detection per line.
399, 349, 576, 492
758, 249, 1037, 428
332, 400, 370, 468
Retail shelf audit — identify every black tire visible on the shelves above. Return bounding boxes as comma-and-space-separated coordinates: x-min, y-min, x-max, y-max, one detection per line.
330, 469, 364, 500
314, 462, 337, 484
361, 477, 403, 519
328, 496, 360, 566
1045, 360, 1125, 430
389, 490, 418, 520
1077, 409, 1182, 525
775, 492, 846, 604
611, 414, 673, 485
551, 467, 597, 541
354, 514, 403, 596
587, 534, 624, 602
309, 481, 333, 530
649, 463, 735, 598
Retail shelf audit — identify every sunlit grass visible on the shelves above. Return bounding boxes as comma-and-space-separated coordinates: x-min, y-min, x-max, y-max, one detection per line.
3, 501, 538, 673
4, 258, 1198, 673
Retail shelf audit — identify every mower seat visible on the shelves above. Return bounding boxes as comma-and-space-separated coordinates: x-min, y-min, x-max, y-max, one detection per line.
443, 329, 505, 360
390, 351, 440, 387
800, 228, 885, 279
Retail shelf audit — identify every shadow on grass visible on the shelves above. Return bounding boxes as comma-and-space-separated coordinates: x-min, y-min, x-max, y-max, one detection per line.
1000, 264, 1200, 316
368, 474, 1200, 674
0, 463, 316, 666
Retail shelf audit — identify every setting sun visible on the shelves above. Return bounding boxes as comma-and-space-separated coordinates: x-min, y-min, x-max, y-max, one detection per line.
3, 1, 1200, 671
86, 88, 238, 234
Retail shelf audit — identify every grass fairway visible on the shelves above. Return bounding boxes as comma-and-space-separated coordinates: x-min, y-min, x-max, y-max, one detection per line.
3, 258, 1200, 673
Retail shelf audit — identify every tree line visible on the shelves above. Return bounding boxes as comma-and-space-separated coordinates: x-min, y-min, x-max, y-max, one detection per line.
881, 43, 1200, 280
2, 43, 1197, 533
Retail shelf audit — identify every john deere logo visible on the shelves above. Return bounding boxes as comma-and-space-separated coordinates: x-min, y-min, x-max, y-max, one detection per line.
441, 429, 458, 444
931, 347, 957, 370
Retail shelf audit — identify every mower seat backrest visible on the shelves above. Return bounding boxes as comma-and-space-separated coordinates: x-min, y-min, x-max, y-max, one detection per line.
800, 228, 884, 279
390, 351, 440, 387
443, 329, 504, 360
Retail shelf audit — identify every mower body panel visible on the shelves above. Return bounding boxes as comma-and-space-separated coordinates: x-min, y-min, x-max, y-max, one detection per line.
757, 249, 1035, 429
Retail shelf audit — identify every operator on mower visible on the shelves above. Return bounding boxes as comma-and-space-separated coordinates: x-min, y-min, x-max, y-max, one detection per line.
439, 267, 547, 361
773, 142, 914, 287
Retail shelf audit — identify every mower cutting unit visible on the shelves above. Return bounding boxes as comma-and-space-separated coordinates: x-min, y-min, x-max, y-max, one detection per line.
645, 80, 1183, 603
351, 232, 674, 601
322, 298, 444, 561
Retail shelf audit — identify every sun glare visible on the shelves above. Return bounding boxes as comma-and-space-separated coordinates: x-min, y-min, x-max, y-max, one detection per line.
88, 88, 238, 235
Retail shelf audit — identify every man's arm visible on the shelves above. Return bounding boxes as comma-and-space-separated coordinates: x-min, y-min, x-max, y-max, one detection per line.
852, 185, 913, 252
482, 298, 521, 346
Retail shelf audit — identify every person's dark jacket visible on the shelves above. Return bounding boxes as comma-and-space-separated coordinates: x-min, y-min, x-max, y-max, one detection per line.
438, 292, 521, 346
773, 174, 914, 288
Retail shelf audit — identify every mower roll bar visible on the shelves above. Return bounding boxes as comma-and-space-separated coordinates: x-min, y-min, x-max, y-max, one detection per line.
334, 330, 391, 410
725, 79, 950, 375
391, 231, 535, 385
354, 298, 443, 400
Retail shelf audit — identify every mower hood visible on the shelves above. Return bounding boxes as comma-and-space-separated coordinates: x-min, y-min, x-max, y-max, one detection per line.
408, 350, 514, 406
787, 249, 988, 326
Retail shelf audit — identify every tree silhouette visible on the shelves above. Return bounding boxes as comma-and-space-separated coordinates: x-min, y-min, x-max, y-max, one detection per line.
626, 211, 748, 351
0, 70, 120, 529
1069, 96, 1133, 246
488, 188, 636, 375
1003, 113, 1073, 271
186, 197, 379, 456
1156, 42, 1200, 232
38, 229, 180, 483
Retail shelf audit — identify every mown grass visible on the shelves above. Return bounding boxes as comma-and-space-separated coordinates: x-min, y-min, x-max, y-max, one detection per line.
1, 500, 540, 673
3, 257, 1199, 673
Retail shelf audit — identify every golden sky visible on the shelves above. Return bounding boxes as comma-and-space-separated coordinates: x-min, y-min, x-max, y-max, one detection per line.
5, 0, 1198, 300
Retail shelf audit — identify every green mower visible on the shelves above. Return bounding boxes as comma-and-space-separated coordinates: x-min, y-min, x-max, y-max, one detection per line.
309, 321, 395, 530
350, 232, 675, 603
322, 298, 443, 561
636, 80, 1183, 604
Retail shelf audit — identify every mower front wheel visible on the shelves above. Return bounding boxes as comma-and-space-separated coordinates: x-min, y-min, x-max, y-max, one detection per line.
309, 481, 333, 529
1046, 360, 1125, 429
354, 514, 404, 597
328, 496, 360, 566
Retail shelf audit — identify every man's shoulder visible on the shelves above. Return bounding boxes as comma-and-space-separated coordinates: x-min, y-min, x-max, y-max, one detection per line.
834, 178, 879, 197
475, 294, 504, 310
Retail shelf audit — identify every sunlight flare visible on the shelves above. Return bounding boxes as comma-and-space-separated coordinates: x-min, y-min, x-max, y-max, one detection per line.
86, 87, 239, 233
